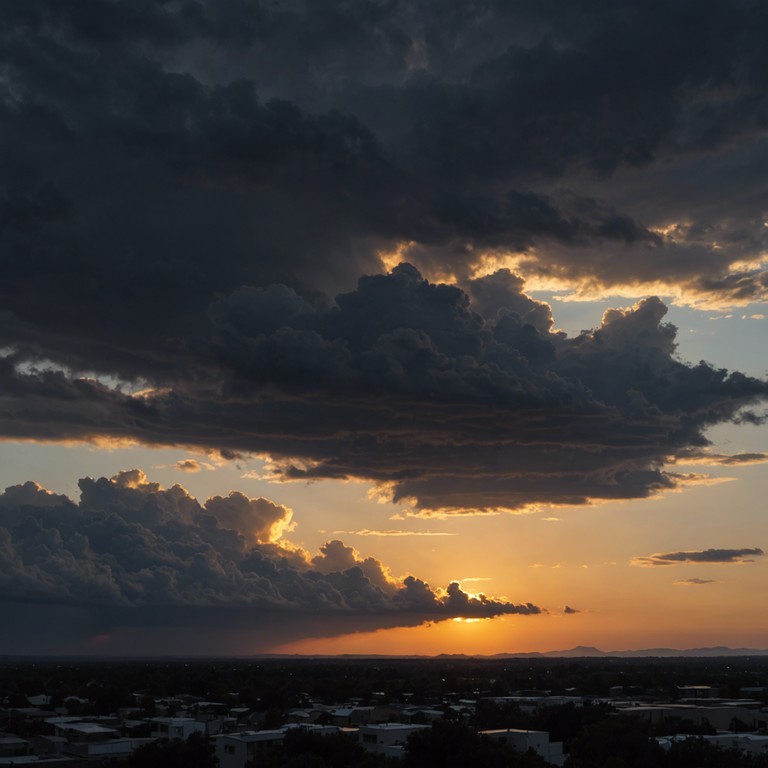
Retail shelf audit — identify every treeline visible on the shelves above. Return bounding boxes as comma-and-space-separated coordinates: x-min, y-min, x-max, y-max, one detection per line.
2, 656, 768, 708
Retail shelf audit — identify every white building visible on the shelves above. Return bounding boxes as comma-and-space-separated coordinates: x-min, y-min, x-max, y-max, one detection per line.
53, 722, 120, 742
64, 737, 156, 759
358, 723, 429, 758
150, 717, 206, 740
481, 728, 565, 766
215, 730, 285, 768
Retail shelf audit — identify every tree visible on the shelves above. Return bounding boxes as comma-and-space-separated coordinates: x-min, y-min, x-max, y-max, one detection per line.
566, 715, 663, 768
662, 737, 768, 768
404, 720, 548, 768
127, 732, 217, 768
250, 729, 390, 768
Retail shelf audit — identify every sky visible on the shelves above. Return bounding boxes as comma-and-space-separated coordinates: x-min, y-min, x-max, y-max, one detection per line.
0, 0, 767, 656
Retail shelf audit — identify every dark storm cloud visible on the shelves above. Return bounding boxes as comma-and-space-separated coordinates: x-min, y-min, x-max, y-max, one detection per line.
0, 471, 541, 627
1, 265, 766, 512
631, 548, 765, 567
1, 1, 767, 513
2, 0, 767, 380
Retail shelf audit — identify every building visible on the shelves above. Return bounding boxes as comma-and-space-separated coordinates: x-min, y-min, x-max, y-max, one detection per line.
617, 704, 765, 731
150, 717, 205, 740
215, 730, 285, 768
63, 737, 156, 760
481, 728, 565, 766
358, 723, 429, 758
677, 686, 719, 699
0, 737, 30, 758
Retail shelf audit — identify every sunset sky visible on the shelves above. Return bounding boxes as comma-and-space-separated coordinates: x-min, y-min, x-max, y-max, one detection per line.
0, 0, 766, 656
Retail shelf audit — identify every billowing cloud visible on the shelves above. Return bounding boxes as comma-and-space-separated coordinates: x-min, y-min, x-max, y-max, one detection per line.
0, 481, 70, 509
0, 471, 542, 653
204, 492, 295, 545
3, 265, 764, 514
631, 548, 764, 567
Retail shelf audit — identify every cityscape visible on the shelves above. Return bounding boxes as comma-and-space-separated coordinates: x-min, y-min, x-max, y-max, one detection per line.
1, 0, 767, 765
2, 656, 768, 766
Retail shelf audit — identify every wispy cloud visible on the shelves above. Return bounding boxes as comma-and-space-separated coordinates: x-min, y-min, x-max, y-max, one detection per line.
333, 529, 456, 537
669, 451, 768, 467
156, 458, 217, 473
673, 578, 719, 586
631, 548, 764, 567
175, 459, 212, 473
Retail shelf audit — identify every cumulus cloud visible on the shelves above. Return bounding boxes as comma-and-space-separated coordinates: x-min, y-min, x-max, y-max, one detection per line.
0, 471, 542, 653
631, 548, 764, 567
205, 492, 295, 545
0, 481, 70, 508
563, 605, 580, 614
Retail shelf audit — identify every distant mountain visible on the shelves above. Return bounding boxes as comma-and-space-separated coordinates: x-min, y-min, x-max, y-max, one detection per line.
488, 646, 768, 658
7, 646, 768, 661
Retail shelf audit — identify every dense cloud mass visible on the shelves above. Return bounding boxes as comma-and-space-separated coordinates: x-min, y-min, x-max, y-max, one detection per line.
1, 264, 765, 513
0, 471, 540, 637
632, 548, 765, 567
0, 0, 767, 514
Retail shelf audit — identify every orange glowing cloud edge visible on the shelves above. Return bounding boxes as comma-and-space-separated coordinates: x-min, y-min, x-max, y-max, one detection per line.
377, 244, 768, 311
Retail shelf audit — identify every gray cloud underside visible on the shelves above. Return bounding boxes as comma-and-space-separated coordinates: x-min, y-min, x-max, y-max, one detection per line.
0, 473, 541, 637
0, 601, 455, 656
632, 548, 765, 566
2, 265, 766, 512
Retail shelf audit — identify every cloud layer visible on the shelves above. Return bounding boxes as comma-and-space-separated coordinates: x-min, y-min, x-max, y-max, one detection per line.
0, 470, 541, 652
0, 0, 766, 516
631, 548, 764, 567
2, 0, 768, 334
